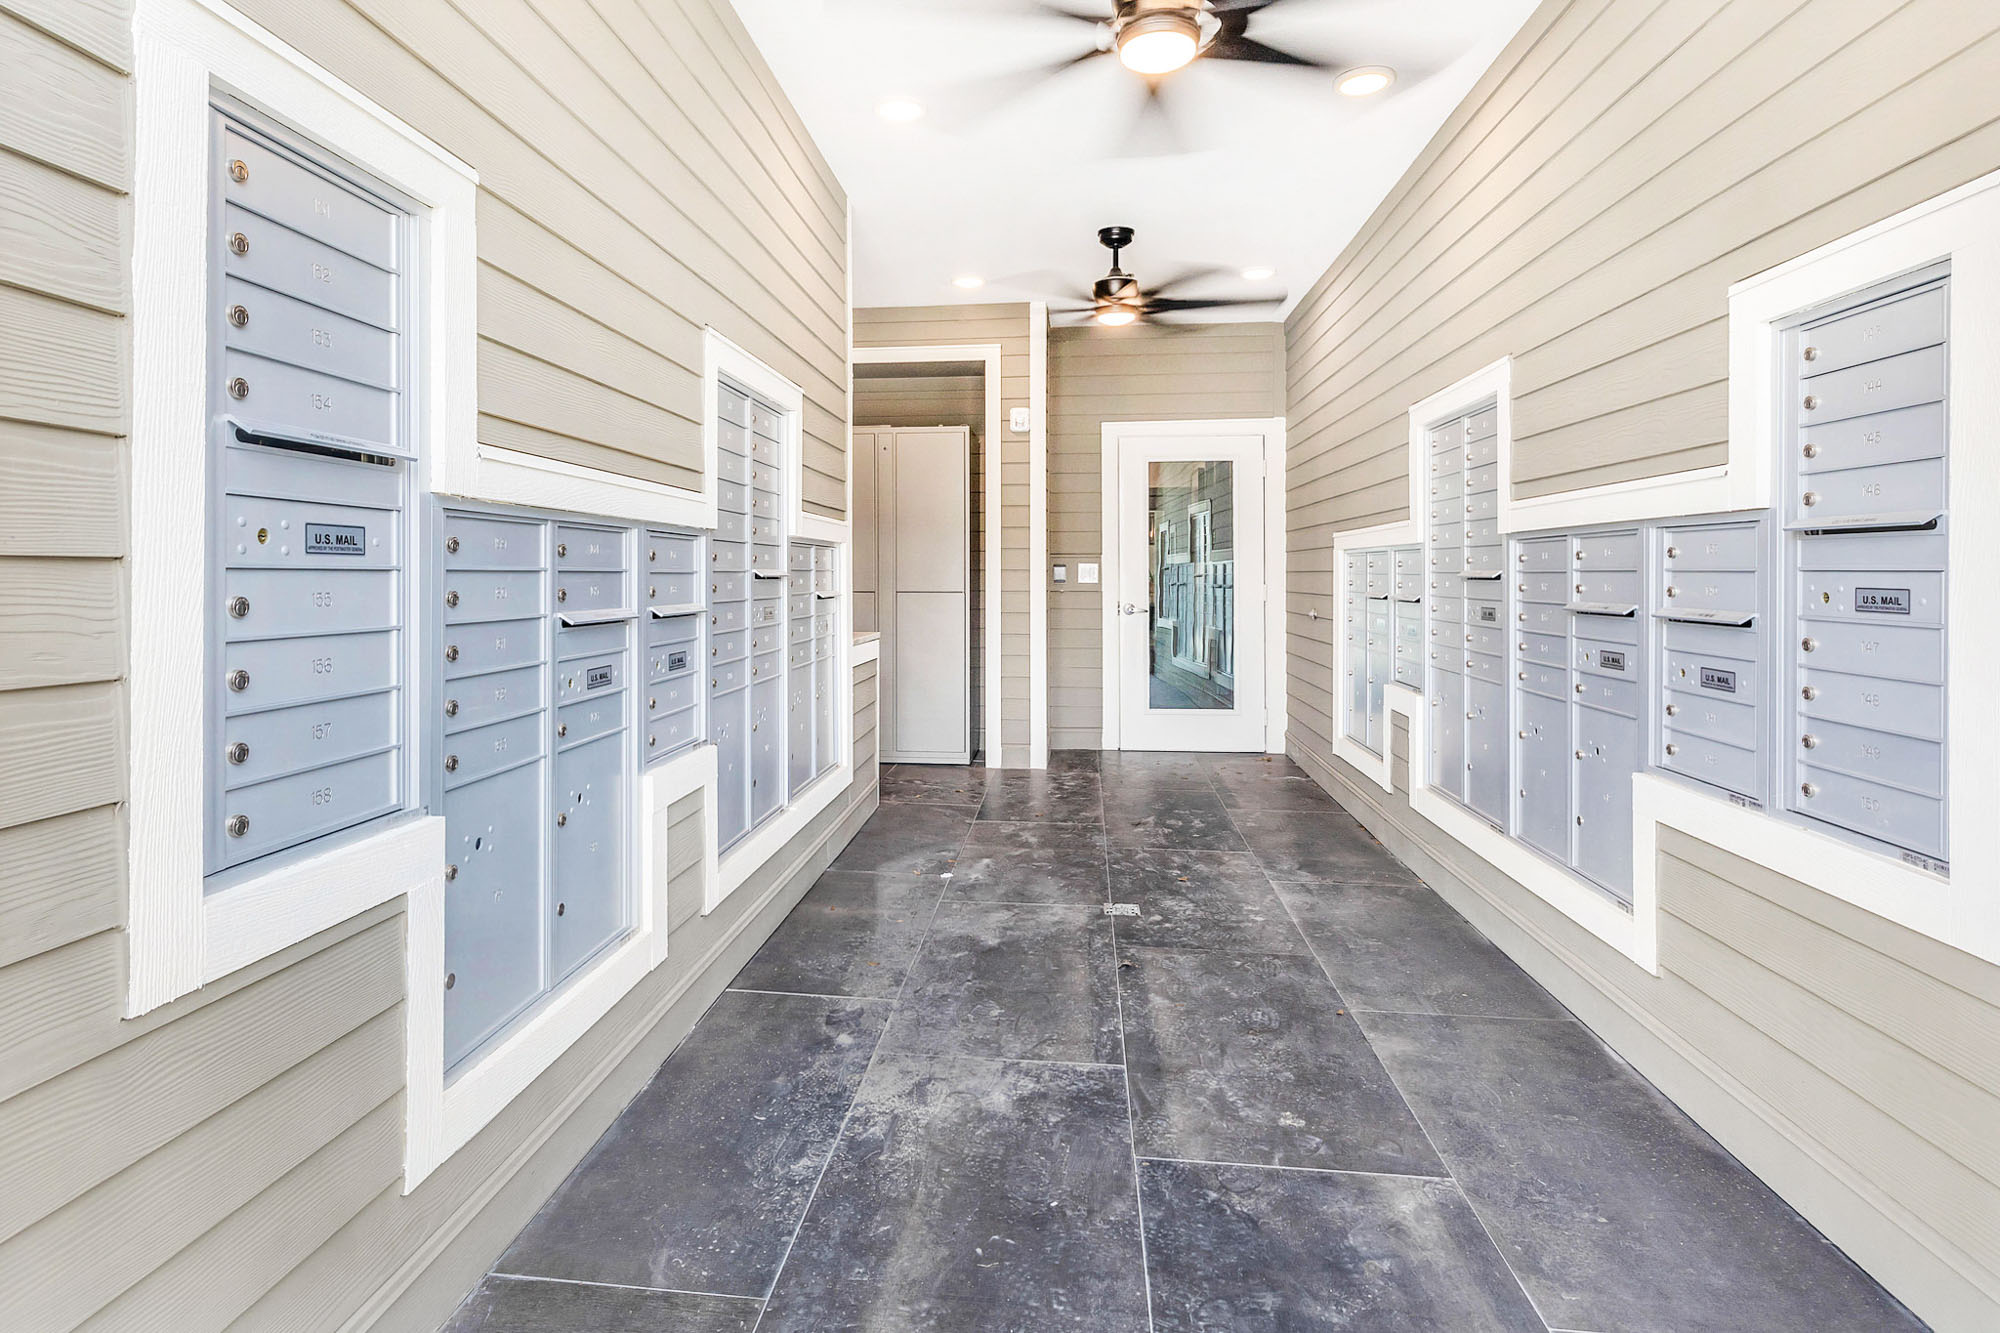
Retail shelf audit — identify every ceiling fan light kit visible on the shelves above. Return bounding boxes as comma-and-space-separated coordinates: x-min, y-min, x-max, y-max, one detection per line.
1114, 6, 1212, 76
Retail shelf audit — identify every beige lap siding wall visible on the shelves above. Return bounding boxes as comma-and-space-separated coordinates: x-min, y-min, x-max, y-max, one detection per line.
1046, 322, 1286, 749
852, 372, 986, 758
1283, 1, 2000, 1329
855, 303, 1034, 764
0, 0, 874, 1328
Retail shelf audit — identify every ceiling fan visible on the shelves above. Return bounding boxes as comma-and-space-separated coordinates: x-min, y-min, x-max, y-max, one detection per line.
1029, 0, 1330, 81
1059, 226, 1282, 326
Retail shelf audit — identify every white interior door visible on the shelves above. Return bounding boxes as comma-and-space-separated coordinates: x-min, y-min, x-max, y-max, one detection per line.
1115, 434, 1266, 750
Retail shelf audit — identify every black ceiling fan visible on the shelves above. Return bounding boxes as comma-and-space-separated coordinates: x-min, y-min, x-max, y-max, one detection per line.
1056, 226, 1282, 326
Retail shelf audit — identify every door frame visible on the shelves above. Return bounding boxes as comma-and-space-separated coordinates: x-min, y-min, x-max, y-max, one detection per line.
1099, 417, 1288, 753
853, 343, 1004, 767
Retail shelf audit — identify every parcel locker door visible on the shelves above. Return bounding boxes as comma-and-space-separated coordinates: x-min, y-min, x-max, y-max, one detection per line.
751, 676, 785, 826
443, 760, 544, 1069
712, 686, 751, 848
1575, 707, 1639, 903
815, 660, 837, 778
788, 665, 815, 794
1464, 677, 1507, 827
1430, 669, 1464, 800
552, 733, 627, 981
1515, 691, 1569, 862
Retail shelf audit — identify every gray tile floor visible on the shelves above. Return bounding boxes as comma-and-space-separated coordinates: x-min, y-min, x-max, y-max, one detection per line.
442, 752, 1926, 1333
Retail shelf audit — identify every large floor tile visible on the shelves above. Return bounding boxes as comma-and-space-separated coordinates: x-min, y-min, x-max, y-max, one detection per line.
1101, 788, 1250, 851
441, 1275, 760, 1333
1097, 750, 1216, 788
832, 801, 973, 875
1107, 848, 1309, 955
495, 991, 888, 1297
1120, 948, 1442, 1176
1273, 878, 1570, 1020
1205, 754, 1314, 783
1046, 749, 1102, 773
881, 900, 1121, 1063
976, 770, 1104, 823
731, 869, 940, 999
880, 763, 989, 807
1140, 1159, 1543, 1332
947, 821, 1109, 905
1230, 808, 1423, 883
759, 1053, 1150, 1332
1360, 1011, 1926, 1333
1214, 773, 1343, 811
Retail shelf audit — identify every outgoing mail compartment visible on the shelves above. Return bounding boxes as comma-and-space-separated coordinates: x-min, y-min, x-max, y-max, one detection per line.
445, 711, 543, 789
648, 532, 700, 573
555, 569, 627, 619
1572, 609, 1639, 645
444, 663, 542, 734
225, 437, 399, 508
223, 688, 397, 789
1798, 457, 1945, 525
224, 495, 398, 569
556, 619, 624, 660
445, 617, 543, 678
557, 692, 625, 749
1662, 570, 1758, 617
224, 628, 398, 715
556, 524, 623, 571
220, 748, 398, 868
1797, 619, 1943, 684
1661, 732, 1758, 798
1800, 667, 1942, 741
1800, 344, 1944, 425
1801, 284, 1945, 377
710, 539, 750, 574
1794, 766, 1944, 859
1798, 570, 1943, 625
1662, 523, 1760, 572
224, 350, 396, 451
1799, 717, 1941, 797
648, 611, 700, 649
223, 203, 394, 328
224, 567, 396, 639
1796, 527, 1946, 574
222, 129, 398, 268
1800, 401, 1944, 476
1663, 644, 1760, 701
224, 277, 396, 390
446, 570, 543, 624
446, 513, 542, 570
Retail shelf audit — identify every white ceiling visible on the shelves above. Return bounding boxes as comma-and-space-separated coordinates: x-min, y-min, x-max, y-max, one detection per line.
728, 0, 1540, 320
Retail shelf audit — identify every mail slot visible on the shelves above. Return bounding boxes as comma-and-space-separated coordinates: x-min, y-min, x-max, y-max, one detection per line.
1801, 284, 1945, 377
222, 128, 396, 268
446, 513, 543, 570
443, 761, 544, 1068
555, 569, 627, 619
556, 523, 624, 571
648, 532, 700, 573
222, 202, 395, 329
223, 567, 398, 640
224, 349, 397, 453
648, 611, 700, 648
754, 572, 786, 601
444, 664, 543, 734
223, 629, 398, 715
553, 733, 628, 980
222, 688, 399, 789
224, 434, 400, 509
445, 570, 544, 624
1795, 767, 1945, 861
445, 617, 544, 678
221, 748, 399, 867
445, 710, 544, 789
224, 277, 397, 391
1799, 344, 1944, 424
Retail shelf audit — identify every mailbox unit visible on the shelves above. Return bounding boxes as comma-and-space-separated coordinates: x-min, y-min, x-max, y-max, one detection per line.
1426, 403, 1506, 826
1653, 518, 1767, 806
438, 509, 637, 1071
788, 543, 841, 793
643, 529, 705, 765
1781, 267, 1950, 871
1340, 543, 1420, 757
207, 104, 419, 878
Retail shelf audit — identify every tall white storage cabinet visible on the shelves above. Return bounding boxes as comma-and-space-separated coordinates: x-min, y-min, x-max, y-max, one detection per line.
855, 426, 972, 764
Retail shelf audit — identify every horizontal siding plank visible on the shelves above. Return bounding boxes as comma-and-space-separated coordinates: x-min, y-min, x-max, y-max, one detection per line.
0, 556, 123, 690
0, 10, 128, 188
476, 412, 701, 494
0, 931, 122, 1106
0, 806, 120, 968
0, 421, 125, 556
0, 681, 123, 830
0, 147, 125, 313
0, 0, 130, 72
0, 284, 124, 435
478, 262, 698, 422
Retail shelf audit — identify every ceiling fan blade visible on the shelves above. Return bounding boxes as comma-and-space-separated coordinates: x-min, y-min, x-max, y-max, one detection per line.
947, 47, 1108, 121
1142, 295, 1285, 314
1144, 265, 1232, 298
1206, 32, 1331, 69
1205, 0, 1307, 13
1025, 1, 1111, 24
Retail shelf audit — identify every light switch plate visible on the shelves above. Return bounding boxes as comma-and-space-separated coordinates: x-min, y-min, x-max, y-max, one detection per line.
1052, 563, 1067, 583
1009, 406, 1031, 433
1079, 562, 1099, 584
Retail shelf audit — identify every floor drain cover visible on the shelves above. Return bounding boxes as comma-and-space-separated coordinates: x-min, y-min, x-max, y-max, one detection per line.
1103, 903, 1139, 917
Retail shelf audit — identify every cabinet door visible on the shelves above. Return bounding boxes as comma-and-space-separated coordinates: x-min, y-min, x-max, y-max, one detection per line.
1575, 707, 1640, 902
552, 733, 626, 981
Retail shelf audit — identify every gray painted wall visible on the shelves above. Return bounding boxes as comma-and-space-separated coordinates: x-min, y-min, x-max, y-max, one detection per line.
0, 0, 877, 1327
1047, 322, 1285, 749
1283, 2, 2000, 1328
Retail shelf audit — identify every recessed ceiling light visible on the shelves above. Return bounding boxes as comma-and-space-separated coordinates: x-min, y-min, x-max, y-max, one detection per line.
1241, 267, 1276, 282
952, 275, 985, 290
1337, 66, 1395, 97
877, 98, 924, 123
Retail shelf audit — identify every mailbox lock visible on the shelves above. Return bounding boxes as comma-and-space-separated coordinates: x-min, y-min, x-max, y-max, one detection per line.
444, 754, 459, 772
444, 590, 460, 608
1575, 683, 1587, 694
445, 699, 459, 717
1800, 781, 1819, 799
648, 697, 656, 709
1575, 583, 1587, 594
228, 377, 250, 400
649, 585, 657, 598
445, 864, 458, 882
1800, 636, 1817, 654
556, 813, 567, 827
1517, 671, 1526, 681
649, 735, 658, 748
557, 723, 568, 738
227, 304, 250, 328
228, 595, 251, 619
1575, 750, 1586, 761
228, 158, 249, 183
557, 587, 568, 603
1517, 583, 1526, 593
1801, 733, 1820, 750
557, 902, 566, 916
1801, 685, 1819, 701
556, 542, 568, 557
229, 231, 250, 256
444, 644, 460, 662
226, 813, 250, 838
226, 741, 249, 765
1802, 443, 1819, 460
1665, 743, 1679, 757
1666, 585, 1679, 598
1802, 490, 1818, 507
648, 548, 657, 561
1803, 344, 1819, 362
1517, 552, 1526, 564
1666, 703, 1680, 717
1518, 729, 1528, 739
445, 535, 461, 554
227, 668, 251, 692
1802, 394, 1819, 411
1666, 545, 1679, 559
445, 972, 455, 990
